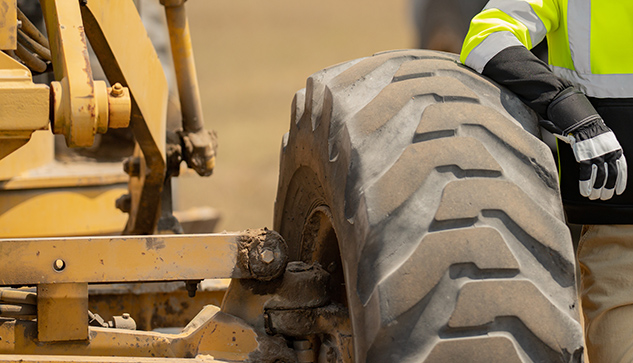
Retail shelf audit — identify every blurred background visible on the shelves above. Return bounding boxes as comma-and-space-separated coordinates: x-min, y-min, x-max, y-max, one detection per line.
177, 0, 417, 231
173, 0, 549, 234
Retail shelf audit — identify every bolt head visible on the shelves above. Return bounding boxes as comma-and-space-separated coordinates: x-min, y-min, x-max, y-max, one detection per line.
53, 259, 65, 271
261, 249, 274, 264
115, 194, 132, 213
110, 83, 124, 97
123, 157, 141, 177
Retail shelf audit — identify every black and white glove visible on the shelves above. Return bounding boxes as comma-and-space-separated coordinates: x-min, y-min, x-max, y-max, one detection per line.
557, 118, 627, 200
543, 88, 627, 200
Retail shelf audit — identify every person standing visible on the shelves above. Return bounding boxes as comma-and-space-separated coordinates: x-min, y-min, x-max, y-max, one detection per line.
461, 1, 633, 361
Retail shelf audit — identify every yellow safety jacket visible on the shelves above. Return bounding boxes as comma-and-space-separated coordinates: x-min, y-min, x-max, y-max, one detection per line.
461, 0, 633, 99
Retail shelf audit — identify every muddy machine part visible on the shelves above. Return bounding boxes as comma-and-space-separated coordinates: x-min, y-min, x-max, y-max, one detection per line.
264, 50, 584, 362
0, 0, 272, 362
0, 0, 582, 362
0, 229, 293, 362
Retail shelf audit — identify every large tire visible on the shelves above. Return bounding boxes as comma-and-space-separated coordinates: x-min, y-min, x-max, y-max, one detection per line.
274, 50, 583, 362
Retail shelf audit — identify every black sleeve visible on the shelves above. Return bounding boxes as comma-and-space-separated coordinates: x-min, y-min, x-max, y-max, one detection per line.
481, 45, 573, 119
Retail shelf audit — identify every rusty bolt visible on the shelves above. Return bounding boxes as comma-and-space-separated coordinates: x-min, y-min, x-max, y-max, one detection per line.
115, 194, 132, 213
261, 248, 275, 264
53, 259, 65, 271
110, 83, 124, 97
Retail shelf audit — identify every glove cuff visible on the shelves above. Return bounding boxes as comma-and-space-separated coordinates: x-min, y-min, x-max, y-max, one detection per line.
547, 87, 600, 132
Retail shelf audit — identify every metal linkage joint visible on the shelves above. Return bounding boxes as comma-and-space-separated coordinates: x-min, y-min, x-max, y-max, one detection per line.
262, 262, 353, 363
235, 228, 289, 281
178, 128, 217, 177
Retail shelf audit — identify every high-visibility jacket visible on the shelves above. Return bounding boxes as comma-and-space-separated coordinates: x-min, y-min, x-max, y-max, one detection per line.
461, 0, 633, 99
460, 0, 633, 224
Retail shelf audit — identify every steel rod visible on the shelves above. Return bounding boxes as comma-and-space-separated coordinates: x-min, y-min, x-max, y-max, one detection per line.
17, 29, 51, 61
15, 42, 46, 73
0, 288, 37, 305
164, 3, 205, 133
17, 7, 50, 49
0, 303, 36, 317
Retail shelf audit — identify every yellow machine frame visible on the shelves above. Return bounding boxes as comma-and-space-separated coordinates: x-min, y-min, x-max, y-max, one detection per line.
0, 1, 288, 362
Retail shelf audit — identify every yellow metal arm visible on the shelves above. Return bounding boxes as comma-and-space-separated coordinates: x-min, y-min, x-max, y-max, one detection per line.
81, 0, 170, 234
162, 0, 217, 177
41, 0, 131, 148
0, 233, 269, 285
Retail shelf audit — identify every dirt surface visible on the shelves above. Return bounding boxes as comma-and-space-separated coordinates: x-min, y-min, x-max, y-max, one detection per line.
177, 0, 415, 232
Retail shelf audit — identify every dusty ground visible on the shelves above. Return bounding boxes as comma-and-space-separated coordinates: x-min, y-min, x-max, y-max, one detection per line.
178, 0, 416, 231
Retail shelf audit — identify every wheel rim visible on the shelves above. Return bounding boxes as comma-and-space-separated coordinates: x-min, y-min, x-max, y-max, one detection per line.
300, 205, 347, 306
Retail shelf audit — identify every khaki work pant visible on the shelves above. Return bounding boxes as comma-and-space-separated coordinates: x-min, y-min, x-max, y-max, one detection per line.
579, 224, 633, 362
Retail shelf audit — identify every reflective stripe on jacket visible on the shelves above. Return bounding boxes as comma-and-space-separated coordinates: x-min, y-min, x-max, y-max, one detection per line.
460, 0, 633, 98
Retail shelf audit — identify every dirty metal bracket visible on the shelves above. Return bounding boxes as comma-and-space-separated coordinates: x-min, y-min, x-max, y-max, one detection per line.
0, 229, 288, 286
0, 305, 265, 361
261, 262, 354, 363
0, 229, 287, 344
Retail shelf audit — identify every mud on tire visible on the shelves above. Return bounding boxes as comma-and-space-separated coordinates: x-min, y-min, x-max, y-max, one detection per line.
274, 50, 583, 362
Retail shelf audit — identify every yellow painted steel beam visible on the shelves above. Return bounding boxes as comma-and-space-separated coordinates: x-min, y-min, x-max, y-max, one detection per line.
0, 0, 17, 50
0, 51, 50, 162
0, 184, 128, 238
0, 161, 127, 190
0, 232, 273, 285
80, 1, 169, 234
0, 305, 259, 361
0, 186, 218, 239
0, 52, 49, 132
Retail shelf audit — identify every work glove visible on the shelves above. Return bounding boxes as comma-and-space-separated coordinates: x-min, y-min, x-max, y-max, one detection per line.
542, 88, 627, 200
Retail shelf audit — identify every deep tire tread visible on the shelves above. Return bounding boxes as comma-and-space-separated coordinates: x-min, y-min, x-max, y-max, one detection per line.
275, 50, 582, 362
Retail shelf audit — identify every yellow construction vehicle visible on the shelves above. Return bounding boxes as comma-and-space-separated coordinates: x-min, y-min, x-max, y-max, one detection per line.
0, 1, 584, 362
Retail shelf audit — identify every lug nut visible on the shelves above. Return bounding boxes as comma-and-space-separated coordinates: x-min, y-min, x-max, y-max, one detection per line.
110, 82, 124, 97
261, 248, 274, 264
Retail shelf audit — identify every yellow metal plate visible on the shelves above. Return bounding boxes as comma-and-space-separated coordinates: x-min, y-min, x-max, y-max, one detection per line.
0, 52, 49, 133
0, 0, 17, 50
0, 130, 54, 181
0, 233, 242, 284
0, 184, 128, 238
37, 283, 89, 342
